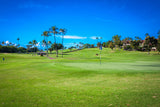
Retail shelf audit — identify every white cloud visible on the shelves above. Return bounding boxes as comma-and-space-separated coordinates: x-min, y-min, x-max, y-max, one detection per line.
90, 36, 97, 40
5, 41, 9, 44
90, 36, 103, 40
64, 36, 87, 39
58, 35, 87, 39
36, 42, 40, 47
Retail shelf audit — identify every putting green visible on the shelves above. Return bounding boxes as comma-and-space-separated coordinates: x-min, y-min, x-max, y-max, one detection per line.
63, 61, 160, 72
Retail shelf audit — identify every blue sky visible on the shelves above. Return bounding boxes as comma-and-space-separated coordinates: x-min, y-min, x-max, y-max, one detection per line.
0, 0, 160, 48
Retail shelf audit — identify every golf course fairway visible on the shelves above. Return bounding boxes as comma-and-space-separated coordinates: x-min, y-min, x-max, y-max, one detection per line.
0, 48, 160, 107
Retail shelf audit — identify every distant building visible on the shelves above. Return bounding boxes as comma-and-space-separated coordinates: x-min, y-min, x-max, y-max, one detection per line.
151, 47, 157, 51
37, 52, 46, 55
123, 40, 131, 46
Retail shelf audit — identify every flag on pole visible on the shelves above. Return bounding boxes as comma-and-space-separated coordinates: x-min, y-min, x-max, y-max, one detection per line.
99, 44, 102, 50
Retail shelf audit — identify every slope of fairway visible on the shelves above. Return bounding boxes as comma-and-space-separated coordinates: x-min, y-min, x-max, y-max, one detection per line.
0, 48, 160, 107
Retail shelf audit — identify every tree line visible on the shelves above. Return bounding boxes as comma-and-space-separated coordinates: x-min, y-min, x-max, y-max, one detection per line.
0, 26, 66, 56
40, 26, 66, 57
97, 31, 160, 54
1, 29, 160, 55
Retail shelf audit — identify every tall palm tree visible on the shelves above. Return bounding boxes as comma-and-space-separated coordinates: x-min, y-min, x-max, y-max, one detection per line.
41, 31, 50, 56
32, 40, 37, 54
59, 28, 66, 58
42, 39, 46, 51
48, 41, 52, 54
17, 38, 20, 47
50, 26, 59, 57
42, 40, 46, 45
28, 41, 33, 54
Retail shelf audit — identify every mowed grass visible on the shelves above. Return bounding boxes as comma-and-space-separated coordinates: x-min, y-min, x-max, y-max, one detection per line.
0, 48, 160, 107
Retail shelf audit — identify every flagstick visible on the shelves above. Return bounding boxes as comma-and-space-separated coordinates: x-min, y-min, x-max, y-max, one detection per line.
100, 50, 101, 65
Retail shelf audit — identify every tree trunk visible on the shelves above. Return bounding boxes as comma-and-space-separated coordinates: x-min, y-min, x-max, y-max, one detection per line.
54, 34, 58, 57
34, 46, 36, 56
47, 44, 48, 57
62, 35, 63, 58
57, 50, 58, 56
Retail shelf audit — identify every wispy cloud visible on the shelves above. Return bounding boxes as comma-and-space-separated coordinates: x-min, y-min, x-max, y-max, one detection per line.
90, 36, 97, 40
90, 36, 102, 40
58, 35, 87, 39
18, 2, 50, 9
64, 35, 87, 39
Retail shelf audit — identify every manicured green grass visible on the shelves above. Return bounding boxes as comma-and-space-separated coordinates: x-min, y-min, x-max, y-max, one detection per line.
0, 48, 160, 107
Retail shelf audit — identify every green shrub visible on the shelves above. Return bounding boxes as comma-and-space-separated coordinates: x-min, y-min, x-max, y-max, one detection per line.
124, 45, 132, 51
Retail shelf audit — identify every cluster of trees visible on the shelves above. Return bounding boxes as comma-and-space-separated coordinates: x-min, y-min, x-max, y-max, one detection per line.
83, 43, 95, 48
0, 43, 39, 53
100, 31, 160, 54
1, 29, 160, 55
27, 40, 40, 53
0, 38, 20, 47
0, 38, 29, 53
0, 46, 27, 53
48, 43, 63, 53
41, 26, 66, 57
0, 38, 41, 53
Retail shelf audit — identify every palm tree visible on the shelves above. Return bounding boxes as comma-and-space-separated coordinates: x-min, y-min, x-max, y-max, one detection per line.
76, 44, 79, 49
145, 33, 149, 37
26, 44, 32, 53
48, 41, 52, 45
59, 28, 66, 58
9, 42, 12, 46
42, 40, 46, 45
2, 41, 5, 46
135, 36, 141, 40
29, 41, 32, 45
50, 26, 59, 57
42, 39, 46, 51
28, 41, 33, 54
41, 31, 50, 56
48, 41, 52, 54
17, 38, 20, 47
32, 40, 37, 54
